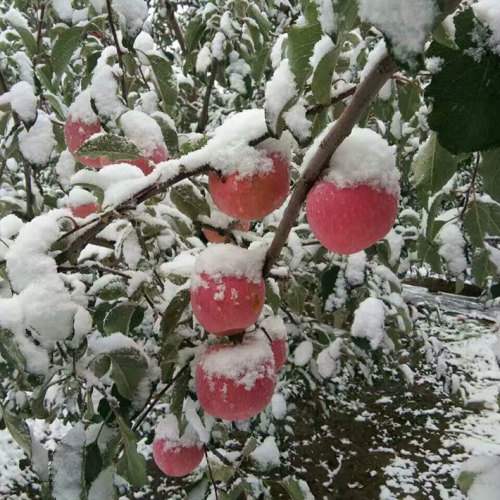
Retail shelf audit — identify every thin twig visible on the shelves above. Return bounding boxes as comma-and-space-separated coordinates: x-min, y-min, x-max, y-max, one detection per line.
196, 60, 219, 133
460, 153, 480, 219
306, 86, 357, 116
106, 0, 127, 100
165, 1, 186, 55
36, 2, 46, 53
23, 162, 35, 220
204, 446, 220, 500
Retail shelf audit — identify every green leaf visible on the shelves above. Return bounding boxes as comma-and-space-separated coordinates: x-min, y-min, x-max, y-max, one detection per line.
432, 20, 458, 49
464, 200, 500, 247
241, 436, 258, 458
170, 184, 210, 220
184, 16, 205, 52
285, 284, 306, 315
0, 404, 31, 458
75, 134, 142, 162
52, 27, 84, 79
410, 133, 457, 199
275, 478, 309, 500
30, 370, 58, 419
426, 10, 500, 154
13, 27, 37, 55
311, 46, 337, 104
288, 10, 322, 88
95, 347, 148, 400
170, 367, 190, 421
458, 470, 476, 494
103, 303, 143, 336
0, 328, 25, 372
472, 248, 498, 286
480, 149, 500, 203
417, 236, 442, 273
251, 45, 271, 84
84, 441, 103, 487
397, 84, 421, 122
210, 464, 236, 482
320, 266, 340, 307
115, 413, 147, 488
147, 54, 178, 110
265, 280, 281, 315
153, 115, 178, 153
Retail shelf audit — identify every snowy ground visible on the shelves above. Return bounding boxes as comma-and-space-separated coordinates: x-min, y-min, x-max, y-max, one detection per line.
1, 291, 499, 499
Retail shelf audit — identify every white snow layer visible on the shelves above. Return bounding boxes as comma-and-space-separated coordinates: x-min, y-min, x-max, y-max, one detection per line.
119, 110, 165, 156
473, 0, 500, 55
316, 0, 336, 36
309, 35, 335, 69
251, 436, 280, 469
437, 224, 467, 276
351, 297, 386, 349
294, 340, 313, 366
19, 113, 55, 165
358, 0, 438, 69
155, 414, 202, 450
113, 0, 148, 36
324, 127, 400, 195
0, 81, 37, 122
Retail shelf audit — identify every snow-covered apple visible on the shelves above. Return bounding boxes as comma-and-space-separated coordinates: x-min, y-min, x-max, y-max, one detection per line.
152, 415, 204, 477
195, 338, 276, 420
202, 219, 251, 244
64, 91, 103, 168
249, 315, 288, 372
306, 127, 400, 255
71, 203, 99, 218
190, 244, 266, 336
209, 150, 290, 220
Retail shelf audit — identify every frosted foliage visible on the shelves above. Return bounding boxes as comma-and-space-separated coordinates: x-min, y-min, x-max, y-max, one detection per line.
199, 339, 275, 390
19, 113, 55, 165
88, 467, 114, 500
52, 423, 85, 500
351, 297, 386, 349
90, 65, 126, 120
294, 340, 313, 366
184, 398, 210, 443
14, 52, 34, 86
2, 8, 29, 29
0, 81, 37, 122
325, 127, 400, 195
310, 35, 335, 68
196, 46, 212, 73
156, 414, 202, 450
68, 90, 98, 124
251, 436, 280, 469
0, 214, 24, 239
283, 102, 311, 142
52, 0, 73, 21
264, 59, 297, 131
358, 0, 437, 68
120, 110, 165, 155
260, 316, 287, 340
437, 224, 467, 276
271, 393, 287, 420
345, 252, 366, 286
473, 0, 500, 55
316, 0, 336, 35
113, 0, 148, 36
192, 244, 266, 286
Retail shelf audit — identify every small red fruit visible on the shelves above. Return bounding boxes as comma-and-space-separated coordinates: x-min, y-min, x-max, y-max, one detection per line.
190, 244, 266, 336
64, 116, 102, 168
195, 339, 275, 420
253, 316, 288, 372
202, 220, 251, 244
152, 416, 204, 477
71, 203, 99, 218
208, 153, 290, 220
306, 182, 398, 254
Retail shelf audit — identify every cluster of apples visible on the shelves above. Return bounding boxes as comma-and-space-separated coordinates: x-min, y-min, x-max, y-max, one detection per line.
64, 93, 169, 218
151, 127, 400, 478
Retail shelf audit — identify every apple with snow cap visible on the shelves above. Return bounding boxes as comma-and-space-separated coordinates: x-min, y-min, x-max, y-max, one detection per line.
152, 415, 204, 477
306, 127, 399, 255
209, 140, 291, 220
71, 203, 99, 218
190, 244, 266, 336
64, 90, 103, 168
249, 315, 288, 372
195, 338, 276, 420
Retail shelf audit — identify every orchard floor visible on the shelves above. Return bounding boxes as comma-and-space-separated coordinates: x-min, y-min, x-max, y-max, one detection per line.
1, 293, 499, 499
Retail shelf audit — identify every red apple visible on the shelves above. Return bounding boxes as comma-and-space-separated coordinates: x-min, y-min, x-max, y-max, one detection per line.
253, 316, 288, 372
195, 340, 275, 420
64, 116, 103, 168
270, 337, 287, 372
71, 203, 99, 218
208, 153, 290, 220
202, 220, 251, 244
306, 181, 398, 255
191, 272, 265, 336
152, 420, 204, 477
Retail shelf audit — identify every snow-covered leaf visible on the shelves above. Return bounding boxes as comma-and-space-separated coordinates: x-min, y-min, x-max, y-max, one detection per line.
0, 328, 26, 372
103, 303, 143, 336
75, 134, 142, 162
170, 184, 210, 220
0, 404, 31, 458
464, 200, 500, 247
147, 54, 178, 110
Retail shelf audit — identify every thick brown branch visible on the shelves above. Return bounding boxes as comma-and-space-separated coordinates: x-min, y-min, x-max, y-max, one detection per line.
106, 0, 127, 101
262, 55, 399, 276
165, 1, 186, 55
196, 60, 219, 133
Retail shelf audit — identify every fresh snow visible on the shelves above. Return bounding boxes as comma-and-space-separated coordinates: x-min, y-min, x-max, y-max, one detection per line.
437, 224, 467, 277
271, 393, 287, 420
316, 0, 336, 36
324, 127, 400, 195
358, 0, 438, 69
251, 436, 280, 469
113, 0, 148, 37
351, 297, 386, 349
120, 110, 166, 156
473, 0, 500, 55
67, 89, 99, 124
196, 46, 212, 73
52, 0, 73, 22
155, 414, 202, 450
294, 340, 313, 366
309, 35, 335, 69
19, 113, 55, 166
0, 81, 37, 122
